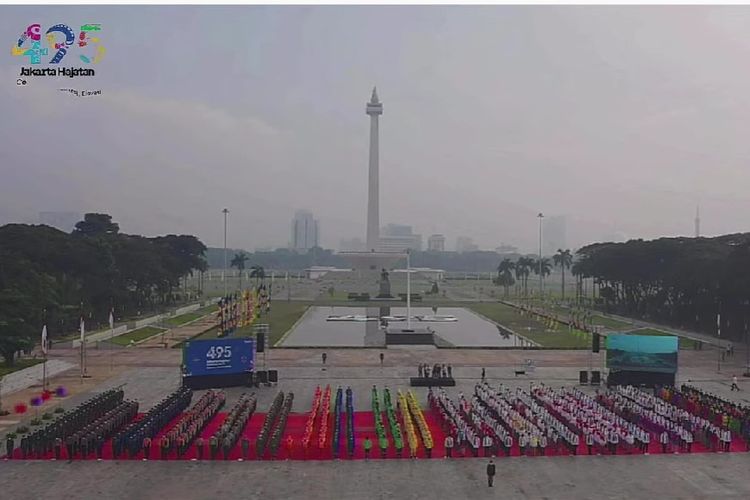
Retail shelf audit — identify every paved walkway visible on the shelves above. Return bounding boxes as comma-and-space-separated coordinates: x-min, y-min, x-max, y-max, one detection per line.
138, 314, 217, 348
0, 360, 75, 396
3, 441, 749, 500
598, 311, 736, 349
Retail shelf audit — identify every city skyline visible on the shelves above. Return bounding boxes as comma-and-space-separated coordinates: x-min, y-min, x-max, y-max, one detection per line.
2, 6, 747, 253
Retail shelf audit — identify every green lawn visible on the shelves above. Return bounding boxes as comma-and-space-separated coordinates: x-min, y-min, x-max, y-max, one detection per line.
0, 358, 45, 377
195, 304, 219, 315
591, 315, 632, 330
189, 301, 310, 347
110, 326, 166, 346
623, 327, 699, 350
163, 312, 203, 327
469, 303, 591, 349
516, 300, 631, 332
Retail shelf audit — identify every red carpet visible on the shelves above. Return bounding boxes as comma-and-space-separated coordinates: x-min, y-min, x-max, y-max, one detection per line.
5, 410, 748, 460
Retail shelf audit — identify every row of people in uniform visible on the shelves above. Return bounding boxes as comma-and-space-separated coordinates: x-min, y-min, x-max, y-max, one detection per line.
418, 363, 453, 379
429, 387, 485, 457
474, 383, 578, 456
6, 387, 126, 459
512, 386, 583, 455
63, 400, 139, 460
473, 384, 546, 454
532, 386, 649, 455
150, 390, 225, 459
662, 385, 750, 445
112, 386, 193, 458
596, 389, 690, 453
208, 392, 256, 460
600, 385, 732, 453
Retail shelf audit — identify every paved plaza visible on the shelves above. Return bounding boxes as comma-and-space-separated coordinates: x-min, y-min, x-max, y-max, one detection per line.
3, 452, 750, 500
280, 306, 529, 348
2, 343, 749, 499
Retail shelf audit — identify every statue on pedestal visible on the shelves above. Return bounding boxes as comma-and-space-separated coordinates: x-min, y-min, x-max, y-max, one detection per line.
377, 268, 392, 298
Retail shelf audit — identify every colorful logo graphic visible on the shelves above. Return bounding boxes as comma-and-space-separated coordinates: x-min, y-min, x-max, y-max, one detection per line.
12, 23, 106, 65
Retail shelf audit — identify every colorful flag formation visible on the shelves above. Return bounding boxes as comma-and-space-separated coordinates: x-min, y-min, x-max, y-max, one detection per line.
217, 295, 238, 337
218, 287, 270, 337
516, 303, 562, 331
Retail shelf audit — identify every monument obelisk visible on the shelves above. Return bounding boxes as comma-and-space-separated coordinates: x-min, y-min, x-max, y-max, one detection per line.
340, 88, 403, 272
366, 87, 383, 252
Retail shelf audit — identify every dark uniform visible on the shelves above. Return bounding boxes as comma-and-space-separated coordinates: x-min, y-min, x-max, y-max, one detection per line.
486, 460, 496, 487
6, 436, 15, 459
196, 437, 204, 460
160, 436, 170, 460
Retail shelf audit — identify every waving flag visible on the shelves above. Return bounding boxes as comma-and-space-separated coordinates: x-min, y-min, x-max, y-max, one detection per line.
41, 324, 48, 355
80, 316, 85, 343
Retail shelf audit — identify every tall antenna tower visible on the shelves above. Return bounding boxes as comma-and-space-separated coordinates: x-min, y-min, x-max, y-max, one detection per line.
694, 204, 700, 238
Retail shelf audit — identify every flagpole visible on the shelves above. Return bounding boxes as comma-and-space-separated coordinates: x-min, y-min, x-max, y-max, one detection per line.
79, 303, 85, 383
80, 328, 84, 384
42, 309, 47, 392
83, 315, 87, 378
717, 309, 721, 373
109, 307, 114, 372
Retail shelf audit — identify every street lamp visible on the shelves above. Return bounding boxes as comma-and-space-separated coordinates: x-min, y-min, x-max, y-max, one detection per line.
537, 212, 544, 300
222, 208, 229, 298
406, 249, 412, 331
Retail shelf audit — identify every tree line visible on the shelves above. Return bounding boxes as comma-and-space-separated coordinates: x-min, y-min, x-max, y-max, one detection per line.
206, 246, 526, 272
572, 234, 750, 341
0, 213, 207, 365
495, 249, 573, 298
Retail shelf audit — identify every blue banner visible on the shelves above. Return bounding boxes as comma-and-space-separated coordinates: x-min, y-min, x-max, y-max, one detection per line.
606, 334, 678, 373
182, 338, 255, 377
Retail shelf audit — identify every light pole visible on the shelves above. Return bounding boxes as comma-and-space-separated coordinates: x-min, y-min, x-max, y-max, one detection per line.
222, 208, 229, 298
406, 250, 412, 331
537, 212, 544, 301
717, 306, 721, 373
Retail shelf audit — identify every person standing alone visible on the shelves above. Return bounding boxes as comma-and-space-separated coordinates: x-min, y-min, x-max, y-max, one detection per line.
731, 375, 740, 391
486, 459, 496, 487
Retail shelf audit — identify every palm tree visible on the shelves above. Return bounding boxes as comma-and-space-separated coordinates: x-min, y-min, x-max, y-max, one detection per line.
230, 253, 249, 291
250, 265, 265, 289
571, 261, 583, 305
496, 258, 516, 297
553, 249, 573, 300
532, 258, 552, 297
534, 258, 552, 278
515, 257, 534, 296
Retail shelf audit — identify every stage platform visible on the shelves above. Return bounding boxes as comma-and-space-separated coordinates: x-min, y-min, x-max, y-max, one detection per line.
409, 377, 456, 387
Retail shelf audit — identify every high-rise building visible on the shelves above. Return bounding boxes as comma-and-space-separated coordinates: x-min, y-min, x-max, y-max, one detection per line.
291, 209, 319, 252
339, 237, 365, 252
455, 236, 479, 253
495, 244, 519, 254
543, 215, 567, 256
382, 223, 412, 237
427, 234, 446, 252
378, 224, 422, 252
38, 212, 81, 233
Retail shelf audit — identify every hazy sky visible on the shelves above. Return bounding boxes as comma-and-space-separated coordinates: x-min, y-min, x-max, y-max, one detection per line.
2, 5, 750, 253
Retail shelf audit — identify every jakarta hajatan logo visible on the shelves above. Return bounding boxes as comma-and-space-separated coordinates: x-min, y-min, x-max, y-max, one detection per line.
12, 23, 106, 66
